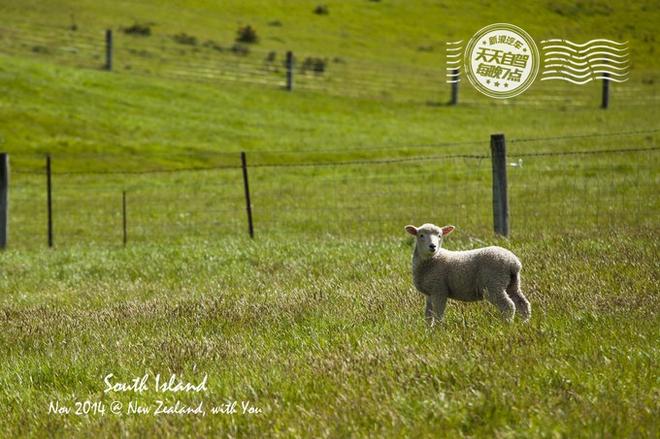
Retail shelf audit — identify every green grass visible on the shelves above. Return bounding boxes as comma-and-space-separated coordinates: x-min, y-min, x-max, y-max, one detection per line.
1, 235, 658, 437
0, 0, 658, 437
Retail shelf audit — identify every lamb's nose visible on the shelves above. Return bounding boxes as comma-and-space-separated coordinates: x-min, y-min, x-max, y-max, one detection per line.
429, 244, 436, 250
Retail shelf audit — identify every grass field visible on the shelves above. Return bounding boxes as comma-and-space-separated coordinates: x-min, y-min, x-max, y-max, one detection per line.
0, 0, 658, 437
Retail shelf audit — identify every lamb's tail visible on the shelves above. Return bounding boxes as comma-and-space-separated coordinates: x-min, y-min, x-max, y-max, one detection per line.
507, 257, 522, 292
506, 265, 531, 322
508, 267, 521, 294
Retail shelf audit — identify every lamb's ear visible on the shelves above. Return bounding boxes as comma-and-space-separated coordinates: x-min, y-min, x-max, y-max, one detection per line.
405, 225, 418, 236
441, 225, 455, 236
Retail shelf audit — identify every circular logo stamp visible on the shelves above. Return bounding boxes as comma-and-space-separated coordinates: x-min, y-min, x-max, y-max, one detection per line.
464, 23, 539, 99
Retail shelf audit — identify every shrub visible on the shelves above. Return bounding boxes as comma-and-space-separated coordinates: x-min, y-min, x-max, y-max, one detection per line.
236, 25, 258, 44
265, 51, 277, 63
32, 45, 49, 54
264, 51, 279, 72
301, 57, 327, 74
230, 43, 250, 56
69, 13, 77, 31
314, 5, 329, 15
548, 0, 612, 17
202, 40, 223, 52
128, 48, 152, 58
173, 33, 197, 45
123, 23, 151, 36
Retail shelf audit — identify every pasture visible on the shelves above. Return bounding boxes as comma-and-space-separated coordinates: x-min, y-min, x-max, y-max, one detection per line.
0, 0, 658, 437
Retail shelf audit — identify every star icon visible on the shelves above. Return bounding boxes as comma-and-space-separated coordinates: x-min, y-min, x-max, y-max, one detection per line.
482, 40, 487, 45
494, 81, 501, 87
486, 79, 491, 84
523, 48, 527, 52
504, 83, 509, 87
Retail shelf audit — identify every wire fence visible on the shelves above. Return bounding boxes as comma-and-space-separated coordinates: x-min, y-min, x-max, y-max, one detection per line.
1, 20, 658, 105
6, 131, 659, 248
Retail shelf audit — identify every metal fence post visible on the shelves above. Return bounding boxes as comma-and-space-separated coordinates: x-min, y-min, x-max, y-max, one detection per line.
105, 29, 113, 71
490, 134, 509, 237
450, 68, 459, 105
241, 152, 254, 238
46, 154, 53, 247
601, 72, 609, 109
122, 190, 127, 246
0, 153, 8, 249
285, 51, 293, 91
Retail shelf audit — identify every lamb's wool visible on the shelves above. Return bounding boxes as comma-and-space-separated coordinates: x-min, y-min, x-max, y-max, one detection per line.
406, 223, 531, 323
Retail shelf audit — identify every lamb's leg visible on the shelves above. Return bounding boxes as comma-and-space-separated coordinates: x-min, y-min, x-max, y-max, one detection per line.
508, 292, 531, 322
425, 296, 433, 324
430, 294, 448, 326
506, 272, 531, 322
486, 288, 515, 322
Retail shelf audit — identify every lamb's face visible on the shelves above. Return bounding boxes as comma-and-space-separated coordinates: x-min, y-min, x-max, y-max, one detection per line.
416, 225, 442, 257
405, 223, 455, 259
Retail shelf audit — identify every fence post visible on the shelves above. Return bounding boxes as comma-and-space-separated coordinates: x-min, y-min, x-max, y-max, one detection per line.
122, 190, 127, 246
285, 51, 293, 91
105, 29, 113, 71
490, 134, 509, 237
601, 72, 609, 109
0, 153, 8, 249
46, 154, 53, 247
241, 152, 254, 238
450, 68, 459, 105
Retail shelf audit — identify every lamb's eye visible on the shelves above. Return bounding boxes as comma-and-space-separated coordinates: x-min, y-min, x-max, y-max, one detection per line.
419, 234, 424, 238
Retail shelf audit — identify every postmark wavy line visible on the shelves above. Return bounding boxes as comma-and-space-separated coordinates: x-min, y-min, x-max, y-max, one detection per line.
543, 63, 630, 73
540, 38, 628, 47
541, 75, 629, 84
543, 50, 629, 60
590, 69, 630, 76
445, 41, 463, 76
541, 47, 629, 57
445, 42, 462, 83
541, 45, 628, 55
542, 70, 630, 79
544, 57, 630, 66
541, 42, 628, 48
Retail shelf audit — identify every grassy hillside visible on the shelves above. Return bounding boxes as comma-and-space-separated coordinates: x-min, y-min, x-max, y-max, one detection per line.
0, 55, 657, 166
0, 1, 658, 437
0, 0, 658, 164
1, 0, 659, 70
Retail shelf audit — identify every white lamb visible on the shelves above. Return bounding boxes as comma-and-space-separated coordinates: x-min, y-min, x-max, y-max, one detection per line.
405, 223, 531, 324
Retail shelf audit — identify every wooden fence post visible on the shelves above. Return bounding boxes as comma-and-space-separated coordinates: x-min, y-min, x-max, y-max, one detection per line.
241, 152, 254, 238
285, 51, 293, 91
490, 134, 509, 237
105, 29, 113, 71
601, 72, 609, 109
46, 154, 53, 247
122, 190, 127, 246
450, 68, 459, 105
0, 153, 8, 249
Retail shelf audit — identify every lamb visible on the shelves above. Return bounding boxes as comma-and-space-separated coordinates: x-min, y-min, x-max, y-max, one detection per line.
404, 223, 530, 324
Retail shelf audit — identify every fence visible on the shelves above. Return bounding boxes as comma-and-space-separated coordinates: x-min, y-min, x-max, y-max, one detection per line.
4, 130, 658, 249
1, 20, 657, 107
